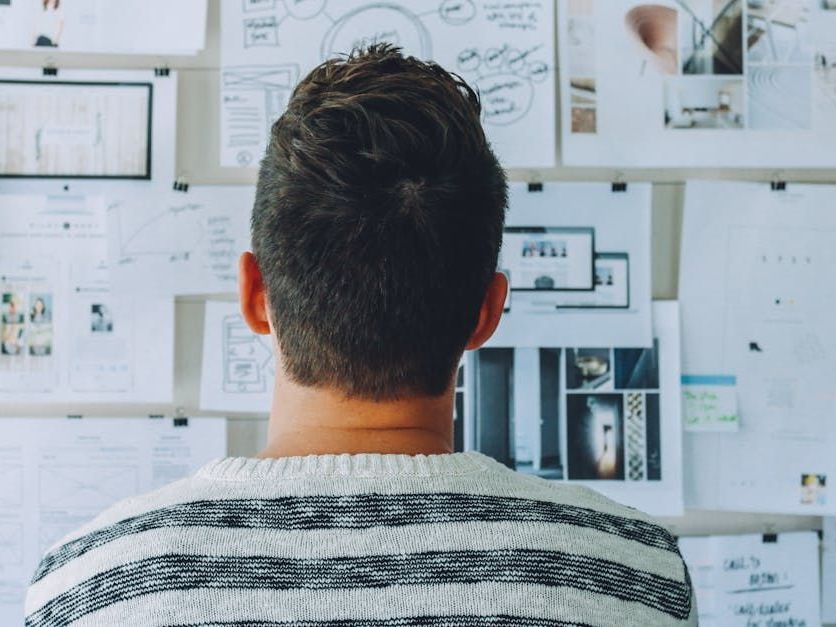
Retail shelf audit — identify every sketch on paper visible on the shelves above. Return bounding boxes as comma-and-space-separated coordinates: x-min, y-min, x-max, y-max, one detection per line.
38, 465, 139, 510
107, 187, 254, 296
222, 313, 275, 394
0, 80, 152, 178
220, 0, 556, 168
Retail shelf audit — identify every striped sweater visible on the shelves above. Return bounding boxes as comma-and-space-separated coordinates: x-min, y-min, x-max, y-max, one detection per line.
26, 452, 695, 626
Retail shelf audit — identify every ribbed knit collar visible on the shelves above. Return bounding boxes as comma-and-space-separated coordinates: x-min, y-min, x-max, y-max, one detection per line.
197, 451, 497, 481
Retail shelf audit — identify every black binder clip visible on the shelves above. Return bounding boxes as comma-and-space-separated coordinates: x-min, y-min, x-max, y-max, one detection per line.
770, 181, 786, 191
154, 67, 170, 77
66, 414, 82, 419
762, 533, 778, 543
611, 182, 627, 192
43, 66, 58, 76
527, 182, 543, 192
173, 417, 189, 427
173, 177, 189, 193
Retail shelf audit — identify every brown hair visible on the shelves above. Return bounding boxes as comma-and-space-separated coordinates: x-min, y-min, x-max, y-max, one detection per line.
251, 44, 507, 399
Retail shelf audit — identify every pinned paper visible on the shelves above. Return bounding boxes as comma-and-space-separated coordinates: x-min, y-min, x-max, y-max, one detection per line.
681, 375, 739, 432
824, 518, 836, 623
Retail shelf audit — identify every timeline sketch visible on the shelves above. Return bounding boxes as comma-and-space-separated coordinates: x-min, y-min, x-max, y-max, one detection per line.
108, 186, 254, 296
201, 300, 275, 412
0, 79, 151, 178
220, 0, 556, 168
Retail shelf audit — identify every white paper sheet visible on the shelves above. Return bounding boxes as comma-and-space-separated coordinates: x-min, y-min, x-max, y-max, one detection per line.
0, 193, 174, 403
678, 531, 821, 627
681, 181, 836, 514
0, 0, 206, 54
488, 182, 652, 348
0, 416, 226, 627
0, 68, 176, 187
200, 300, 275, 413
219, 0, 556, 168
824, 517, 836, 623
558, 0, 836, 167
108, 186, 255, 296
465, 301, 683, 516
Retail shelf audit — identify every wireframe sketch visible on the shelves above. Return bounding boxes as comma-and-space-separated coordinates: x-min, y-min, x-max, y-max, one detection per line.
39, 464, 139, 510
222, 313, 275, 393
221, 64, 300, 166
0, 523, 23, 565
0, 464, 23, 507
0, 80, 152, 178
221, 0, 556, 167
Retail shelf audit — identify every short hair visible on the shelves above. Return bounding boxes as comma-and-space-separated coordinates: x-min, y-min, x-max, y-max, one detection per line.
251, 44, 507, 400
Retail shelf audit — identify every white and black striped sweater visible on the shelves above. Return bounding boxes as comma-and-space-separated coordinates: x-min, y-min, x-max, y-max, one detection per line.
26, 452, 696, 626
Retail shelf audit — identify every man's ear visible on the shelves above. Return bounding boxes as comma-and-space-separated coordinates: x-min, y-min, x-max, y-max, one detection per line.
238, 252, 272, 335
465, 272, 508, 350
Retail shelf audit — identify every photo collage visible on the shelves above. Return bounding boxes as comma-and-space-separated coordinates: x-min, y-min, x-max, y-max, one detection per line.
0, 261, 55, 377
463, 338, 664, 484
566, 0, 836, 133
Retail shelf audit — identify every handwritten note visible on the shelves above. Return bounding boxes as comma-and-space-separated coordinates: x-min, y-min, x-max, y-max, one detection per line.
682, 374, 739, 432
678, 532, 820, 627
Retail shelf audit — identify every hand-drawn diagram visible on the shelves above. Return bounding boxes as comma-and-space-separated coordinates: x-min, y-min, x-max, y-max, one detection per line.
0, 524, 23, 565
0, 464, 23, 507
223, 313, 275, 394
39, 465, 139, 510
220, 0, 556, 167
221, 65, 300, 166
111, 201, 204, 263
107, 187, 254, 296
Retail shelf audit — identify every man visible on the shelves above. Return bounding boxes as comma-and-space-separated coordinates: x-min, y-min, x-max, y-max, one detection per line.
26, 45, 695, 626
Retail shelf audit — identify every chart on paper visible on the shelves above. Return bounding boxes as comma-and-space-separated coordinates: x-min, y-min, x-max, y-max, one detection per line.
220, 0, 556, 168
108, 186, 255, 296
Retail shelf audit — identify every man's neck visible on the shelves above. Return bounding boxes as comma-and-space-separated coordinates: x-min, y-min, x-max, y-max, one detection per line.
258, 374, 455, 458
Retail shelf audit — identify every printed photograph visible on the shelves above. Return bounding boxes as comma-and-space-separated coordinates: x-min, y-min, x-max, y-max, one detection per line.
801, 473, 827, 505
566, 348, 612, 390
624, 3, 678, 75
567, 3, 598, 132
747, 0, 813, 65
1, 292, 25, 356
567, 393, 625, 480
90, 303, 113, 333
570, 79, 597, 133
521, 239, 568, 258
471, 348, 564, 479
678, 0, 743, 74
28, 293, 53, 357
33, 0, 65, 48
614, 340, 660, 389
664, 77, 745, 128
748, 64, 812, 129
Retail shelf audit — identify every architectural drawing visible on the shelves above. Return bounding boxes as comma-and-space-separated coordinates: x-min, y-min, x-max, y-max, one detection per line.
220, 0, 556, 168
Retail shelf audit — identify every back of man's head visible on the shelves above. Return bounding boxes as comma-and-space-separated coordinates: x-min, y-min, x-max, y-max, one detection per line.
252, 44, 507, 400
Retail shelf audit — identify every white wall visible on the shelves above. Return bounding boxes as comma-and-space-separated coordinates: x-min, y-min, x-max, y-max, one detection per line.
2, 0, 833, 541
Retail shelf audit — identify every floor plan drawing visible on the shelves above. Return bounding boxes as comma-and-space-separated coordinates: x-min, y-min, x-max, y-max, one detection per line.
220, 0, 556, 168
